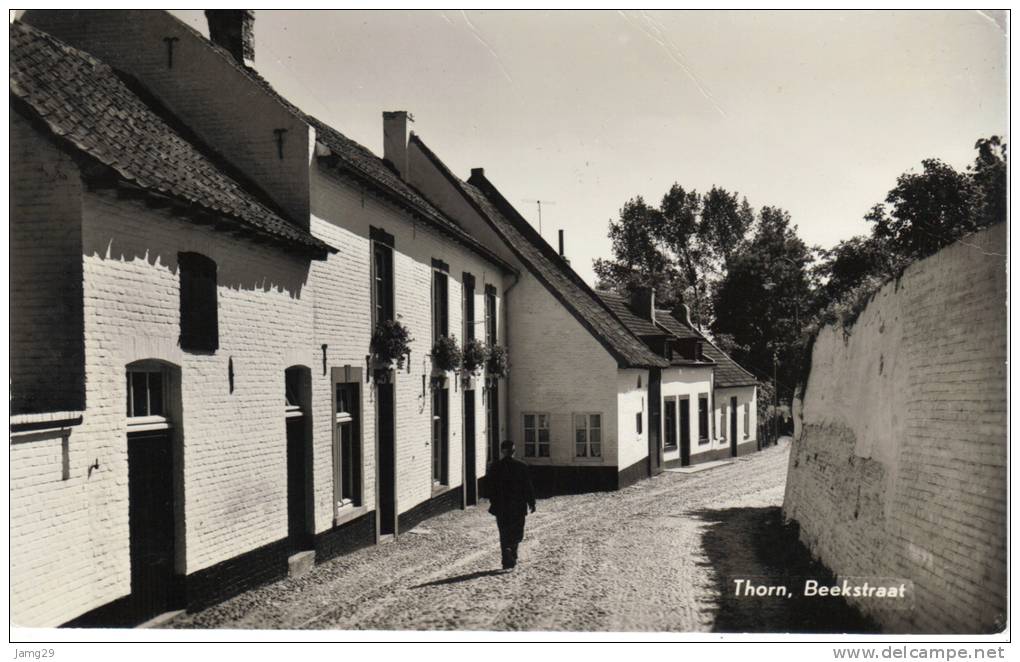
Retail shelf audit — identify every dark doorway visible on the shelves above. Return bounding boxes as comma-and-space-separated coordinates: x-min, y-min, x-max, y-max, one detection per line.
464, 389, 477, 506
486, 382, 500, 464
729, 396, 739, 457
127, 429, 177, 623
648, 369, 662, 476
679, 397, 691, 466
377, 378, 397, 536
664, 398, 677, 452
286, 417, 310, 550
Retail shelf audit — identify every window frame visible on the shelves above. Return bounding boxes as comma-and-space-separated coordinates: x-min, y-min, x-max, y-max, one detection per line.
371, 238, 395, 328
522, 412, 551, 458
697, 394, 710, 445
663, 396, 678, 450
484, 284, 497, 346
331, 369, 364, 520
432, 268, 449, 341
126, 364, 170, 430
743, 401, 750, 438
431, 384, 450, 486
573, 412, 603, 459
463, 273, 476, 342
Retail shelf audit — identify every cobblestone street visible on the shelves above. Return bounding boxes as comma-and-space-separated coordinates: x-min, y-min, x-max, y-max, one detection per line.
170, 440, 875, 633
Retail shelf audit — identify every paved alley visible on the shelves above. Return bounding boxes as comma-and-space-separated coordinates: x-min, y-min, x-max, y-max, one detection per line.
170, 440, 876, 633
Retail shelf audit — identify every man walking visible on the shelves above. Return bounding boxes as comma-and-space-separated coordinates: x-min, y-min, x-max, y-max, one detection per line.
487, 440, 536, 570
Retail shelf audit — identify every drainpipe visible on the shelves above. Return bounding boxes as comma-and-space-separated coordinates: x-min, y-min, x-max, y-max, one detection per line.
501, 270, 522, 441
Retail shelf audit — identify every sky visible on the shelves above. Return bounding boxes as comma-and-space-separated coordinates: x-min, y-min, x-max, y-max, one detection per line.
174, 9, 1009, 285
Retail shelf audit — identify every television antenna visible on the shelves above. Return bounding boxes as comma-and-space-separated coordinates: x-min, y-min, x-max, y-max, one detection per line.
520, 199, 556, 236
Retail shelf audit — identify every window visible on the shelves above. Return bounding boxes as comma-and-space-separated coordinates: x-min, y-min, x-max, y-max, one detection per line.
698, 394, 709, 444
664, 398, 677, 449
432, 269, 449, 340
127, 368, 165, 419
432, 386, 449, 485
179, 252, 218, 352
744, 402, 750, 438
523, 413, 550, 458
485, 285, 497, 345
372, 241, 394, 326
463, 273, 476, 341
636, 412, 643, 435
719, 404, 727, 441
334, 382, 361, 508
574, 413, 602, 458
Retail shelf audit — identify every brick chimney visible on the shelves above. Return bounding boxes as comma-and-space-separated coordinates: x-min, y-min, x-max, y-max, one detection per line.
558, 229, 571, 264
205, 10, 255, 66
629, 286, 655, 324
673, 303, 695, 328
383, 111, 412, 178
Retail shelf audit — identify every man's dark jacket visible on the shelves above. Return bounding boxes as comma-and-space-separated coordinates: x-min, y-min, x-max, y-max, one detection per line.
487, 456, 536, 519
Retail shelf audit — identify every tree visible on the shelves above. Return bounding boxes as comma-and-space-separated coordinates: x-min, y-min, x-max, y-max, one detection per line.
711, 206, 814, 403
813, 229, 902, 308
970, 136, 1007, 229
593, 196, 681, 301
869, 158, 977, 260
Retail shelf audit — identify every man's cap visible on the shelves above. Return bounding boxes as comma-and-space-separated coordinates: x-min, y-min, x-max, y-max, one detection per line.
500, 440, 515, 451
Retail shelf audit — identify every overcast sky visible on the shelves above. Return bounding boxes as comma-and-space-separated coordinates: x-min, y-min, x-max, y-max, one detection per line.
174, 9, 1009, 285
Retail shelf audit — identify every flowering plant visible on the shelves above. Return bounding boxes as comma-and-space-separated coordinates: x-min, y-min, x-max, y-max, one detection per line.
370, 319, 413, 370
431, 334, 462, 372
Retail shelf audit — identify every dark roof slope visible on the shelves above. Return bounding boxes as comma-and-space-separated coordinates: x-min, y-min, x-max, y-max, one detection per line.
10, 21, 333, 256
658, 311, 757, 387
412, 136, 666, 369
308, 118, 513, 273
597, 291, 664, 337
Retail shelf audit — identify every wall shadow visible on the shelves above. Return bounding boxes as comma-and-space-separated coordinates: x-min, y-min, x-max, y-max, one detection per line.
692, 506, 881, 634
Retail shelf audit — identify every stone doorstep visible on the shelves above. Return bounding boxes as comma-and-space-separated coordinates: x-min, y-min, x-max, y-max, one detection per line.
287, 550, 316, 578
137, 609, 186, 629
664, 459, 734, 474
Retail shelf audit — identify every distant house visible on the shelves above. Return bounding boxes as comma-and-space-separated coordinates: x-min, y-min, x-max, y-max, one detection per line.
404, 134, 671, 493
13, 10, 515, 627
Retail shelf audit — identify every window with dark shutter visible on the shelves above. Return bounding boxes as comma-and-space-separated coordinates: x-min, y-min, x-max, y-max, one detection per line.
432, 270, 449, 339
698, 394, 709, 444
463, 273, 475, 341
179, 252, 218, 352
372, 242, 394, 326
485, 285, 497, 345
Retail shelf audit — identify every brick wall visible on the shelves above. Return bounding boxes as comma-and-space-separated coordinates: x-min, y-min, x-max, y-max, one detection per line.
784, 223, 1007, 633
308, 167, 505, 533
10, 111, 85, 414
11, 179, 318, 626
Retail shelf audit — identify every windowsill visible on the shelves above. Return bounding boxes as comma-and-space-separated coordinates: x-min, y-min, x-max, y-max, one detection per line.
127, 415, 171, 433
697, 438, 710, 446
432, 483, 453, 497
573, 456, 605, 464
663, 445, 678, 452
334, 502, 368, 527
521, 455, 555, 463
10, 411, 84, 435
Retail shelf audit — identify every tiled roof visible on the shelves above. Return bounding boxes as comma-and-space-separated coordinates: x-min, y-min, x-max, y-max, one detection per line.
658, 311, 758, 387
596, 291, 664, 337
10, 21, 333, 256
411, 136, 667, 369
654, 309, 701, 340
308, 118, 513, 273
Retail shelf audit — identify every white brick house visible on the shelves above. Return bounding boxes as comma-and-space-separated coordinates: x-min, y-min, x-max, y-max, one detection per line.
403, 135, 673, 492
14, 11, 514, 627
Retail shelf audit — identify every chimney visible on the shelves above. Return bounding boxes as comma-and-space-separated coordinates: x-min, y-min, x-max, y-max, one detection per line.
629, 286, 656, 324
205, 10, 255, 66
383, 111, 412, 178
558, 230, 568, 262
673, 303, 695, 328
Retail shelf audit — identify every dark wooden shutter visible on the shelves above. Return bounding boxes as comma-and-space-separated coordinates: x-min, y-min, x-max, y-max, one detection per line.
179, 252, 218, 352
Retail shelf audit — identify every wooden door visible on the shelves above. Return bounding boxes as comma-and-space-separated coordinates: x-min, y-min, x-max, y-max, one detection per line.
464, 389, 477, 506
729, 396, 739, 457
679, 398, 691, 466
128, 429, 175, 623
286, 417, 309, 550
377, 380, 397, 536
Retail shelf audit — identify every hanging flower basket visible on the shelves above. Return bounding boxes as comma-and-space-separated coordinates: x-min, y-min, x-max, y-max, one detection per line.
486, 343, 509, 379
431, 334, 462, 373
370, 319, 414, 371
461, 338, 488, 375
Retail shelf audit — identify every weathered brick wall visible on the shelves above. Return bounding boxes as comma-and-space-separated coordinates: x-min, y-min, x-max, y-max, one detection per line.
10, 111, 86, 414
11, 181, 317, 627
660, 366, 713, 464
784, 223, 1007, 633
506, 272, 621, 467
309, 167, 505, 533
